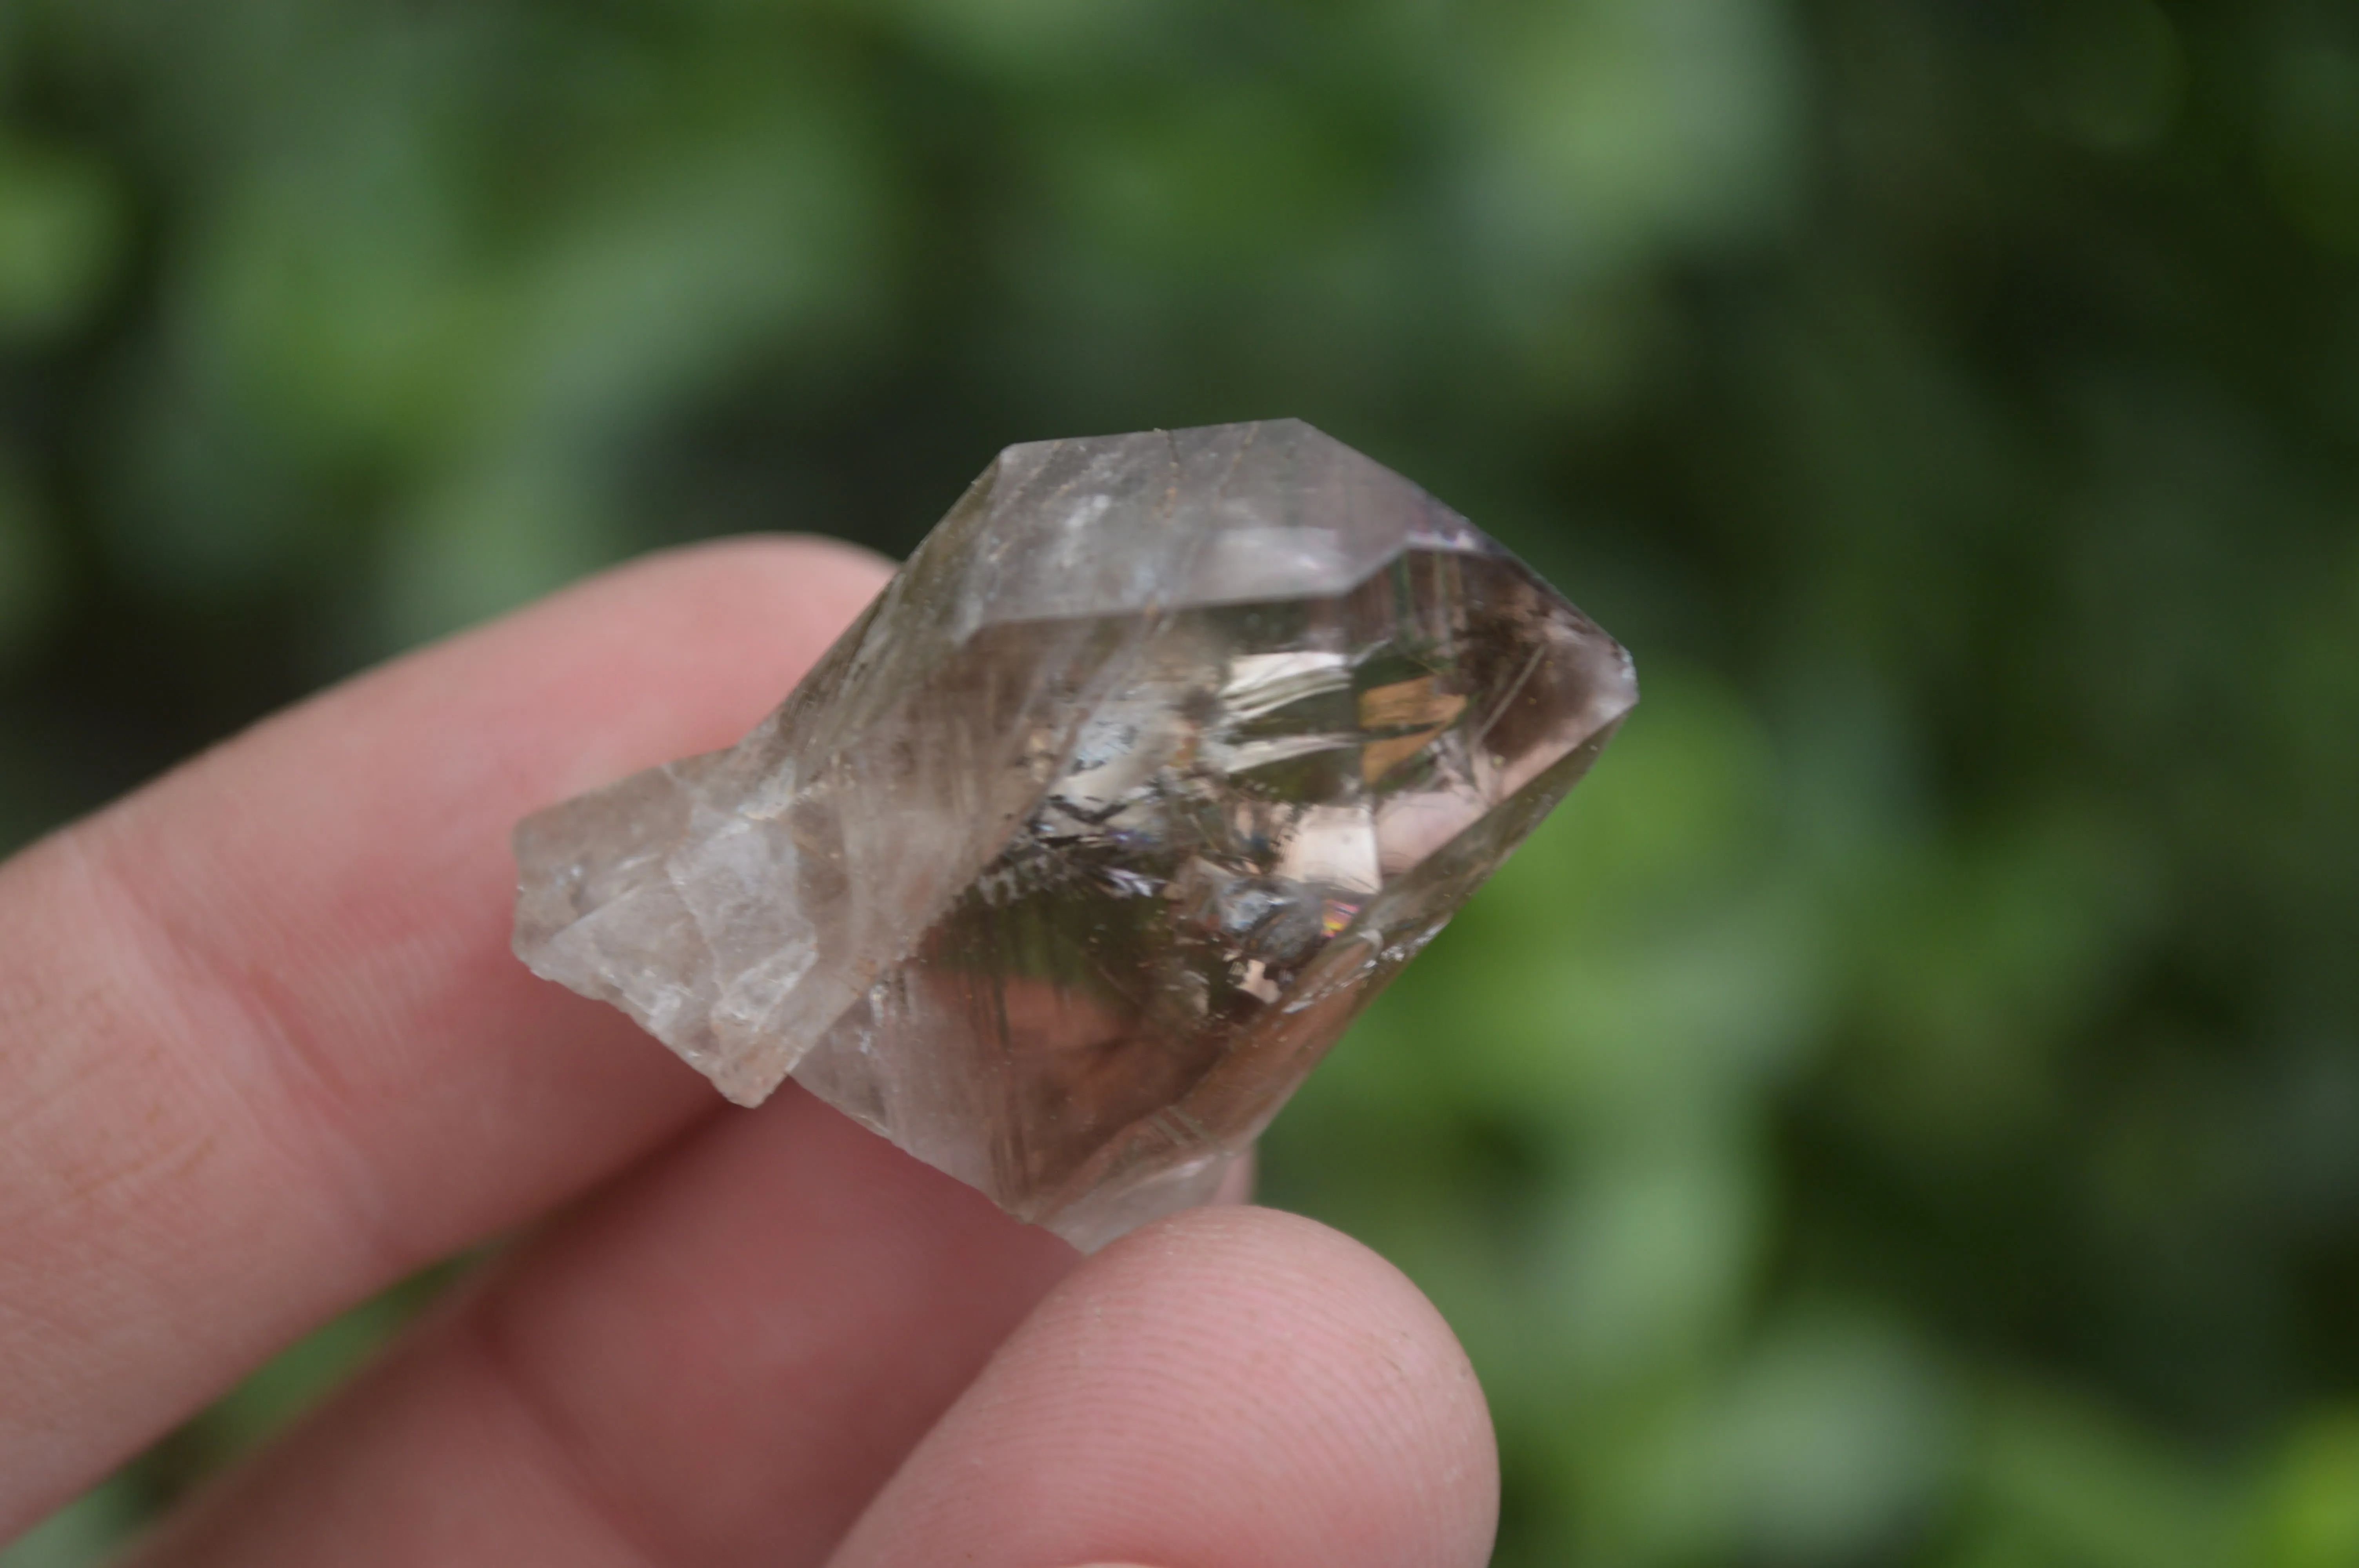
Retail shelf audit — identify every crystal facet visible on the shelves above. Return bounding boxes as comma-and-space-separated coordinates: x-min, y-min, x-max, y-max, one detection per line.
513, 420, 1636, 1249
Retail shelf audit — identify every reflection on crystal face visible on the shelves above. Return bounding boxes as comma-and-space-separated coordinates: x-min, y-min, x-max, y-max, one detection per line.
514, 419, 1635, 1249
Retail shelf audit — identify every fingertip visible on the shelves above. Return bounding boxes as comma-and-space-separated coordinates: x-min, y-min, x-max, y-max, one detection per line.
1078, 1204, 1500, 1562
643, 531, 896, 599
1113, 1204, 1498, 1514
832, 1203, 1499, 1568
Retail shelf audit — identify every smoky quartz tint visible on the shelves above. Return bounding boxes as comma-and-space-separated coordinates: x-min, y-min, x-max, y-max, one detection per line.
513, 420, 1636, 1249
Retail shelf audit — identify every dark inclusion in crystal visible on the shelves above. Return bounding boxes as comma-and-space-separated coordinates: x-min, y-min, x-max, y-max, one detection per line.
513, 420, 1636, 1249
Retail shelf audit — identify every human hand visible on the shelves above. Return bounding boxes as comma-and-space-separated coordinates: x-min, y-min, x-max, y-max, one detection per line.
0, 539, 1498, 1567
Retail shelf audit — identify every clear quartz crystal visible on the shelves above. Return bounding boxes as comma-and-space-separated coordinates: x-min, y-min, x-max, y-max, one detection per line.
514, 420, 1636, 1249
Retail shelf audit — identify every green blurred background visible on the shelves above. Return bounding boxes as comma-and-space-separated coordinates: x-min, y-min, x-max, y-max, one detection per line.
4, 0, 2357, 1563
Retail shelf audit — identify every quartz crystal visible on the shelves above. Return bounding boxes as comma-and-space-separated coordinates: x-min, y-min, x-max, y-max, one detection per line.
514, 420, 1636, 1249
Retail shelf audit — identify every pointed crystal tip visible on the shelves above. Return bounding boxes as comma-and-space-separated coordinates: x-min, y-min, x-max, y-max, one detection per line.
513, 420, 1636, 1248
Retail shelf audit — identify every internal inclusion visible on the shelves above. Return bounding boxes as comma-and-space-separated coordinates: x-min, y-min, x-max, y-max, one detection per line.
513, 421, 1635, 1250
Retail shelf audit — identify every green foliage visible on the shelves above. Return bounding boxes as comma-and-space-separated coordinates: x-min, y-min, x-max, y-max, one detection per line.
3, 0, 2355, 1562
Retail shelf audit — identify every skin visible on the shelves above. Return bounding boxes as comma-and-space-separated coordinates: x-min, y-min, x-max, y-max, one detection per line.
0, 537, 1498, 1568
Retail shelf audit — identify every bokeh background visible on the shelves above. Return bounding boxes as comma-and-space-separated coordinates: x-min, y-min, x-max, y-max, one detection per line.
4, 0, 2357, 1563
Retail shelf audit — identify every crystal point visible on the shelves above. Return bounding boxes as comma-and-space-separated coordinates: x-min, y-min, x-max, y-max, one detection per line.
514, 420, 1635, 1248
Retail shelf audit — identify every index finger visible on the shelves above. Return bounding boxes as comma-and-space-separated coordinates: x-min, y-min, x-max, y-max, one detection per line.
0, 536, 891, 1532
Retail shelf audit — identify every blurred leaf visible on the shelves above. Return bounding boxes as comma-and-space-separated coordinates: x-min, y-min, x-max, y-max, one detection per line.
368, 456, 622, 648
1537, 1137, 1767, 1387
0, 133, 123, 340
1961, 1386, 2243, 1568
1705, 1308, 1957, 1563
2258, 1411, 2359, 1568
1464, 0, 1801, 273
